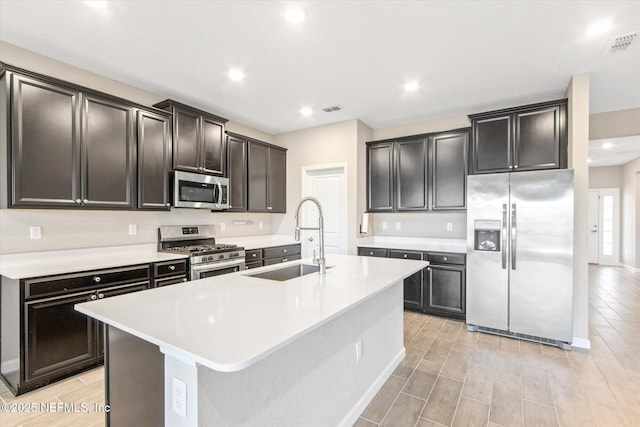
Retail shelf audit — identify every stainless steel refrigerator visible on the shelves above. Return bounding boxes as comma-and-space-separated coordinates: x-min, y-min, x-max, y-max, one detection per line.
466, 169, 574, 348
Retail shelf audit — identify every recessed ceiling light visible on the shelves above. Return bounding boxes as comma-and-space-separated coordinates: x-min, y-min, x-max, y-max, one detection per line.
285, 8, 305, 24
300, 107, 312, 117
404, 81, 420, 92
85, 0, 108, 9
228, 68, 245, 82
588, 158, 593, 163
602, 142, 613, 149
586, 19, 612, 36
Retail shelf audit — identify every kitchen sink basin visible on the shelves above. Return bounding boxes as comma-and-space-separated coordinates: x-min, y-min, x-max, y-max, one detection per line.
246, 264, 332, 281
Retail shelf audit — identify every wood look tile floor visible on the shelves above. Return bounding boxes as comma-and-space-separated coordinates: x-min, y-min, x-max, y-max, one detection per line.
1, 265, 638, 427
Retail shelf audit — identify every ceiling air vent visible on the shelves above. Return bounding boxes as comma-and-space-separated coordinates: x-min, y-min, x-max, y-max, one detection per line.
322, 105, 343, 113
602, 32, 638, 54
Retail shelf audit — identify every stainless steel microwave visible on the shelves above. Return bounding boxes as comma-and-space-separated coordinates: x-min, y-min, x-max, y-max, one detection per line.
173, 171, 229, 210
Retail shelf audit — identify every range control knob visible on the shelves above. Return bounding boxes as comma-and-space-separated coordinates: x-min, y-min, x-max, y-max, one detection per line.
219, 254, 224, 260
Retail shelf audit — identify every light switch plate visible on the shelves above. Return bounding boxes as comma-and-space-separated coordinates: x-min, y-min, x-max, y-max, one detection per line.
128, 224, 137, 236
220, 222, 226, 231
29, 226, 42, 240
382, 221, 388, 230
172, 376, 187, 419
446, 222, 453, 231
395, 221, 401, 230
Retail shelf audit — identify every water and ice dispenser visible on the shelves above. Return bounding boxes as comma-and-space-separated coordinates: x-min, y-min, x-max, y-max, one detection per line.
473, 220, 501, 252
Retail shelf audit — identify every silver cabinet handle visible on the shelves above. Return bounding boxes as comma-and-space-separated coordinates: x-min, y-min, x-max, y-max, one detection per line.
169, 265, 176, 271
502, 204, 507, 270
403, 254, 407, 258
90, 294, 97, 301
511, 203, 517, 270
75, 199, 81, 204
283, 249, 287, 253
252, 253, 257, 257
267, 206, 273, 210
98, 293, 104, 299
83, 199, 89, 204
93, 276, 101, 283
282, 258, 288, 262
370, 251, 374, 255
166, 203, 171, 207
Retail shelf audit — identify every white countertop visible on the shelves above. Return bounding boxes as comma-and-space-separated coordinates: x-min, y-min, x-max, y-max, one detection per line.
357, 236, 467, 253
217, 235, 299, 250
0, 244, 187, 279
75, 254, 428, 373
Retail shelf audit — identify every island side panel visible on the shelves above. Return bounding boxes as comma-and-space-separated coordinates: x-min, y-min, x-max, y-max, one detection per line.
106, 326, 164, 427
197, 281, 404, 427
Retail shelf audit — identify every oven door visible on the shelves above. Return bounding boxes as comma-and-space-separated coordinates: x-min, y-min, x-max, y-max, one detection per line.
191, 258, 246, 280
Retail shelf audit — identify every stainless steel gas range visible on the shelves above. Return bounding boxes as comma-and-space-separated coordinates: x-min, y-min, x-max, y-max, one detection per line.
158, 225, 245, 280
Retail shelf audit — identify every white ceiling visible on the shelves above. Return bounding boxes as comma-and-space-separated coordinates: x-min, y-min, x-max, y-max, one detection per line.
0, 0, 639, 136
589, 135, 640, 167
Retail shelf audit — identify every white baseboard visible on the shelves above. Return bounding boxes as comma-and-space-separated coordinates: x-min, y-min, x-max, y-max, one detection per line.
572, 337, 591, 350
1, 358, 19, 373
621, 264, 640, 273
338, 347, 406, 427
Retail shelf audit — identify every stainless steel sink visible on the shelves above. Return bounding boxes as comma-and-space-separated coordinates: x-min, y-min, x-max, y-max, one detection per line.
246, 264, 332, 281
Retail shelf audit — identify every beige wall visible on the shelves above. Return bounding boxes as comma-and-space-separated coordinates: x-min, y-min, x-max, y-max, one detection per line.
621, 156, 640, 270
373, 114, 470, 140
272, 120, 362, 254
0, 42, 278, 254
357, 120, 374, 234
565, 73, 590, 346
589, 166, 622, 189
590, 108, 640, 140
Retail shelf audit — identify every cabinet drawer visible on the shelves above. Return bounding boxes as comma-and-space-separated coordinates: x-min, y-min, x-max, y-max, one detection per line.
357, 247, 388, 257
154, 259, 188, 278
245, 261, 263, 270
24, 265, 151, 299
245, 249, 263, 262
427, 252, 466, 265
263, 244, 301, 259
263, 254, 301, 266
389, 250, 423, 260
154, 276, 188, 287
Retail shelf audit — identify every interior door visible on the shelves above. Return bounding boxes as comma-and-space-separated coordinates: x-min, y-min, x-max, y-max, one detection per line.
466, 173, 510, 330
588, 190, 600, 264
302, 166, 347, 256
509, 170, 574, 342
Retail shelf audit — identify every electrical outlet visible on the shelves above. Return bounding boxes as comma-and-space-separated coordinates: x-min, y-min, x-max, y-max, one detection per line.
355, 339, 362, 362
220, 222, 226, 231
446, 222, 453, 231
395, 221, 401, 230
259, 221, 263, 230
382, 221, 388, 230
29, 226, 42, 240
172, 377, 187, 419
128, 224, 137, 236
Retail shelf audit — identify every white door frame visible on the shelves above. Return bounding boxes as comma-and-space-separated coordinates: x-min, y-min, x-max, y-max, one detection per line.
588, 188, 621, 266
301, 162, 348, 257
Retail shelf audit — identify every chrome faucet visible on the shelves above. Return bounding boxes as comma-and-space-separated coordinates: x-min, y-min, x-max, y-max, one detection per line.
294, 196, 326, 274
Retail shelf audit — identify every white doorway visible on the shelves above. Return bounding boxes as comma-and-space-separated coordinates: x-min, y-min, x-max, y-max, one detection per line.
301, 163, 348, 257
588, 188, 621, 266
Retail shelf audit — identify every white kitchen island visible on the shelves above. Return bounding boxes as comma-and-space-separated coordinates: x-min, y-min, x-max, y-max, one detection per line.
75, 254, 428, 427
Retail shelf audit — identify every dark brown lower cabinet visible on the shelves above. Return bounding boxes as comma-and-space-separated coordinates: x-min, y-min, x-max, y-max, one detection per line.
246, 244, 302, 268
358, 246, 466, 319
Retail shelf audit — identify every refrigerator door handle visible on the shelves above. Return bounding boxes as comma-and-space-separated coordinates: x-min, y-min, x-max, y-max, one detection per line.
511, 203, 517, 270
502, 203, 508, 269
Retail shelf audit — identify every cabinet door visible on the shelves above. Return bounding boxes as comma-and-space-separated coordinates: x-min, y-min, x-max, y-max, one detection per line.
357, 247, 388, 257
395, 138, 428, 211
96, 282, 149, 359
247, 141, 269, 212
367, 142, 394, 212
137, 110, 171, 210
173, 107, 200, 173
514, 105, 564, 171
226, 136, 247, 211
10, 74, 81, 207
471, 115, 512, 174
81, 94, 135, 209
431, 131, 468, 210
268, 147, 287, 213
425, 265, 465, 319
201, 116, 225, 175
25, 291, 97, 381
389, 250, 423, 311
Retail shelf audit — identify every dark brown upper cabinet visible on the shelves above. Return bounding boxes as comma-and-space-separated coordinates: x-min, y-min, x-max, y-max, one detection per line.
395, 138, 428, 211
247, 140, 286, 213
366, 128, 468, 212
366, 141, 394, 212
468, 99, 567, 174
154, 100, 227, 175
5, 70, 136, 209
226, 134, 247, 212
137, 109, 172, 210
430, 130, 468, 210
